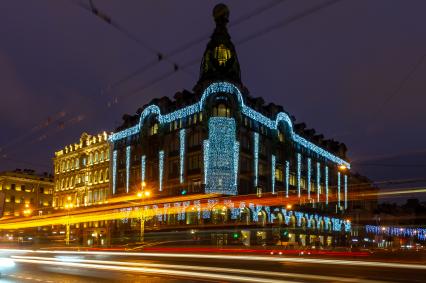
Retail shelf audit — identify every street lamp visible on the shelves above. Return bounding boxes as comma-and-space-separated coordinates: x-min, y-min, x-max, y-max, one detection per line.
64, 196, 74, 245
137, 184, 151, 243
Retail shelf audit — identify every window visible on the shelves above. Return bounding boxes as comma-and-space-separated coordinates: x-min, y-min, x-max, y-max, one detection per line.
168, 160, 179, 178
105, 169, 109, 181
278, 131, 285, 143
189, 131, 201, 147
95, 152, 98, 163
75, 158, 79, 169
100, 151, 104, 162
213, 103, 230, 117
89, 153, 93, 165
275, 167, 283, 182
150, 123, 159, 135
214, 44, 231, 65
189, 154, 202, 170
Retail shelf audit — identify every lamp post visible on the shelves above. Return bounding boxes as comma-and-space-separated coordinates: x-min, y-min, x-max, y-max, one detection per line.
23, 203, 32, 217
137, 182, 151, 243
64, 196, 74, 246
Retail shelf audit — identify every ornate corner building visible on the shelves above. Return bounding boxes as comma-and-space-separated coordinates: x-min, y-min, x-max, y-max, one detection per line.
107, 4, 351, 246
52, 132, 110, 209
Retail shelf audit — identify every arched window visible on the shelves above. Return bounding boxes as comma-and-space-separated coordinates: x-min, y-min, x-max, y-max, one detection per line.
61, 179, 64, 189
95, 152, 98, 163
70, 177, 74, 188
213, 103, 230, 117
106, 149, 110, 160
65, 178, 69, 188
94, 171, 98, 184
89, 153, 93, 165
105, 169, 109, 181
99, 170, 103, 182
100, 151, 104, 162
88, 172, 92, 184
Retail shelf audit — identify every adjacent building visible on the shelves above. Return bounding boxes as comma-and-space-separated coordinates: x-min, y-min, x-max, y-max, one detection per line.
52, 132, 110, 209
0, 169, 53, 218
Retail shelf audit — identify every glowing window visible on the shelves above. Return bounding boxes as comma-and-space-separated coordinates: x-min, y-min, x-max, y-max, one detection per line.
214, 44, 231, 66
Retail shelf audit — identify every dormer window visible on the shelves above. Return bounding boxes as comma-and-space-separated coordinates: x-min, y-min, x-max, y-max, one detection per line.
214, 44, 231, 66
150, 123, 159, 136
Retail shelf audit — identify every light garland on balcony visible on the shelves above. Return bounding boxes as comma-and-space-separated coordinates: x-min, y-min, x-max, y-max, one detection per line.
159, 150, 164, 192
253, 132, 259, 188
126, 146, 131, 193
325, 166, 329, 205
112, 150, 117, 194
285, 160, 289, 198
205, 117, 238, 195
179, 129, 185, 184
271, 155, 276, 194
307, 158, 311, 199
109, 82, 349, 169
297, 153, 301, 198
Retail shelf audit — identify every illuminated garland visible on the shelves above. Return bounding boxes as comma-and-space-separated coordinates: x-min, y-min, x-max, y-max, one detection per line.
316, 162, 321, 203
126, 146, 131, 193
297, 153, 301, 197
179, 129, 185, 184
205, 117, 238, 195
271, 155, 276, 194
307, 158, 311, 199
253, 132, 259, 188
109, 82, 350, 169
203, 140, 209, 184
366, 225, 426, 241
344, 174, 348, 209
285, 161, 290, 198
112, 150, 117, 194
159, 150, 164, 192
325, 166, 329, 205
141, 155, 146, 184
337, 171, 341, 208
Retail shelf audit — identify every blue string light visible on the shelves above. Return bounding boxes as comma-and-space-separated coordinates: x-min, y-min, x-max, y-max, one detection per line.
307, 158, 311, 199
126, 146, 131, 193
325, 166, 329, 205
109, 82, 350, 169
271, 155, 276, 194
297, 153, 301, 197
112, 150, 117, 194
179, 129, 185, 184
344, 174, 348, 210
316, 162, 321, 203
253, 132, 259, 188
141, 155, 146, 184
205, 117, 238, 195
337, 171, 341, 208
159, 150, 164, 191
285, 160, 289, 198
203, 140, 209, 185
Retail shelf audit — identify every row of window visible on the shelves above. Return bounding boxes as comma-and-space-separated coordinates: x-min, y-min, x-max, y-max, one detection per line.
56, 149, 110, 173
54, 187, 108, 208
57, 169, 109, 190
0, 184, 50, 194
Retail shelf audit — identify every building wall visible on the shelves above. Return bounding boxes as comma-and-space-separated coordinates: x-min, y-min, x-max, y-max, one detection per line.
0, 170, 53, 218
53, 132, 110, 209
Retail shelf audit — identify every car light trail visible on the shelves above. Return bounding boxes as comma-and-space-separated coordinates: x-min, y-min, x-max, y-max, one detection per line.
2, 249, 426, 270
11, 255, 383, 283
11, 257, 294, 283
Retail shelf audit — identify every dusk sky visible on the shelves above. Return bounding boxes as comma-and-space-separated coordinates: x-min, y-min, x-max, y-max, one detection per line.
1, 0, 425, 198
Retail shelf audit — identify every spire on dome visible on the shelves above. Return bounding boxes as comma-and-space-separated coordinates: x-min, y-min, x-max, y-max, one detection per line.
197, 4, 242, 87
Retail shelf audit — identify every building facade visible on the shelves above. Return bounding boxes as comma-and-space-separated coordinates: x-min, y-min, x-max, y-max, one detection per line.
106, 4, 352, 246
52, 132, 110, 209
0, 169, 53, 218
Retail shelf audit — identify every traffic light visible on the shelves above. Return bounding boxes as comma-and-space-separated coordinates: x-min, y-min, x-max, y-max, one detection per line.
232, 232, 239, 239
282, 230, 289, 241
181, 189, 187, 195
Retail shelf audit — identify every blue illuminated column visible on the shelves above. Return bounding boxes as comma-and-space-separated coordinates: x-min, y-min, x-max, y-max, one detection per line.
253, 132, 259, 188
271, 155, 276, 194
344, 174, 348, 209
179, 129, 185, 184
203, 140, 209, 185
159, 150, 164, 191
285, 161, 290, 198
337, 171, 341, 208
234, 141, 240, 187
316, 162, 321, 202
307, 158, 311, 199
141, 155, 146, 184
126, 146, 131, 193
297, 153, 301, 198
325, 166, 329, 205
112, 150, 117, 195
